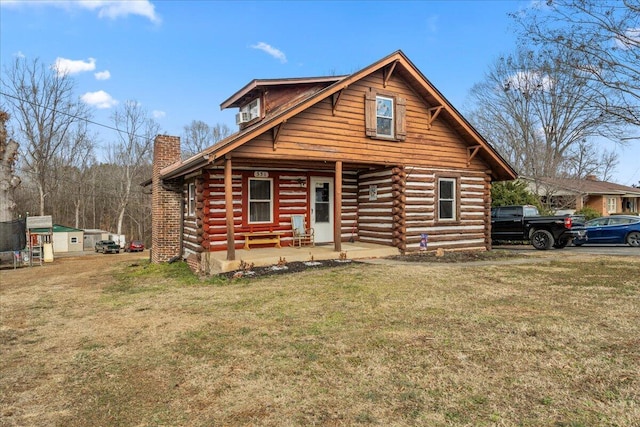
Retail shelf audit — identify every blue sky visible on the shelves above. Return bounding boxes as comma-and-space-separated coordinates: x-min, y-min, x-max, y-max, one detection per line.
1, 0, 638, 185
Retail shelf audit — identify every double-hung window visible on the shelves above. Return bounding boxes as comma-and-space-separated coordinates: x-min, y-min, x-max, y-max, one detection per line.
607, 197, 617, 213
188, 182, 196, 216
438, 178, 456, 221
365, 89, 406, 141
248, 178, 273, 223
376, 96, 394, 137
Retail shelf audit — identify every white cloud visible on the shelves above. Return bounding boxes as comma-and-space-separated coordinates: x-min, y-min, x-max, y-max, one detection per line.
53, 57, 96, 76
251, 42, 287, 63
503, 70, 553, 93
94, 70, 111, 80
1, 0, 161, 24
14, 51, 26, 58
81, 90, 118, 109
152, 110, 166, 119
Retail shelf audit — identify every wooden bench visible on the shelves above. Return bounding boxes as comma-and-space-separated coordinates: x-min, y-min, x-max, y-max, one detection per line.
241, 231, 284, 250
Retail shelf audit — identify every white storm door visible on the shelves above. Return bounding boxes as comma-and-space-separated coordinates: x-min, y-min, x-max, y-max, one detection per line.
310, 177, 334, 243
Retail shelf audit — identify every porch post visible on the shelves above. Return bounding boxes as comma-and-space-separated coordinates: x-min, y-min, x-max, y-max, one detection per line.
224, 156, 235, 261
334, 160, 343, 252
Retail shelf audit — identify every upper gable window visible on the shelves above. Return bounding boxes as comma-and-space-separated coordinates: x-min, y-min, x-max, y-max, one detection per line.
376, 96, 394, 137
365, 89, 406, 141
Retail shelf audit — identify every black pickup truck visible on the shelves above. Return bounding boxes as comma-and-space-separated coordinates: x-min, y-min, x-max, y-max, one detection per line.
491, 205, 585, 250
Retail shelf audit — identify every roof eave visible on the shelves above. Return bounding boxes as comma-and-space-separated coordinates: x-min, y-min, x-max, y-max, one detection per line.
220, 75, 348, 110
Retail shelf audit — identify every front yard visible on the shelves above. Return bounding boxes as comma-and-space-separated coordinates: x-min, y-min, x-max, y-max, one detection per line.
1, 252, 638, 426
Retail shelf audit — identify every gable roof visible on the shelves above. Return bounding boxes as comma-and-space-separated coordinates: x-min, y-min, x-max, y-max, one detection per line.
525, 176, 640, 197
161, 50, 517, 181
220, 76, 347, 110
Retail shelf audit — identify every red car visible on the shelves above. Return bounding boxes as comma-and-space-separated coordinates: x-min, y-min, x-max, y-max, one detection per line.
124, 240, 145, 252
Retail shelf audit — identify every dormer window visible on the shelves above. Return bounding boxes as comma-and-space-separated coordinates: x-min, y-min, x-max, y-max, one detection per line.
236, 98, 261, 125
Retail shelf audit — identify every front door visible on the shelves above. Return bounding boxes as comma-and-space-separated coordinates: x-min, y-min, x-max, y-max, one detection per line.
310, 177, 333, 243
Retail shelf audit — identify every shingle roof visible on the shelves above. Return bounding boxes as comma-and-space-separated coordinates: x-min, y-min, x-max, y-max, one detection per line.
528, 177, 640, 196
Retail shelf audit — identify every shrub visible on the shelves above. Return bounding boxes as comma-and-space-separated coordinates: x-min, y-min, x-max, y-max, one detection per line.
574, 206, 600, 221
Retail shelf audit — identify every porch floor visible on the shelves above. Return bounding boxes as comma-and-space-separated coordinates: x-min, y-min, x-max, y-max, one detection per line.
207, 242, 400, 273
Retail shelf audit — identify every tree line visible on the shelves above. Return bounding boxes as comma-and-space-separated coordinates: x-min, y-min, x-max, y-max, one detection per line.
0, 58, 229, 243
1, 0, 638, 235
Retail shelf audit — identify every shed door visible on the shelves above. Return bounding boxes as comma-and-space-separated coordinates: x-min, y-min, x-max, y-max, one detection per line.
311, 177, 333, 243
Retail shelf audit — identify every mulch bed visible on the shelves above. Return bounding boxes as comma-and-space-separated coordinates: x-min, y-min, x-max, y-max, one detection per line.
220, 250, 521, 279
219, 259, 357, 280
386, 249, 522, 263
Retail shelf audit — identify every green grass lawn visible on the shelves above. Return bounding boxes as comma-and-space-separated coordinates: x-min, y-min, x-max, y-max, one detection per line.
1, 255, 639, 426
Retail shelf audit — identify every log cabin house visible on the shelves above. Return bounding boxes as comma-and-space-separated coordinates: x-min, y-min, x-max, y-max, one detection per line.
151, 50, 516, 273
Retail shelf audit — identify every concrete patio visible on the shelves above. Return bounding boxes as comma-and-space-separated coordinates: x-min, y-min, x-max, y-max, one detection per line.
206, 242, 400, 273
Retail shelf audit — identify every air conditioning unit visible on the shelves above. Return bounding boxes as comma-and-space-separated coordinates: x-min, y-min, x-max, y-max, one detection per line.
235, 112, 252, 125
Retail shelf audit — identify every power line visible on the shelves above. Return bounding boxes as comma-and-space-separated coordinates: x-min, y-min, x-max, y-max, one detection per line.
0, 90, 157, 142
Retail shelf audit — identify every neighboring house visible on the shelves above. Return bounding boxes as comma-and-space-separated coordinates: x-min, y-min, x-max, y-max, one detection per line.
150, 50, 516, 273
31, 224, 84, 253
524, 175, 640, 216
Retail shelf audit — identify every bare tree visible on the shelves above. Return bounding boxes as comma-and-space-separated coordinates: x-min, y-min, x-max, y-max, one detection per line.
108, 101, 159, 235
50, 123, 96, 228
1, 57, 92, 215
512, 0, 640, 129
0, 111, 21, 222
468, 48, 622, 180
563, 139, 618, 181
182, 120, 231, 158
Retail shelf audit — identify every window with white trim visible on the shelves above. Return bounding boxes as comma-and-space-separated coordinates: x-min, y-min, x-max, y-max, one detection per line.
241, 98, 261, 121
188, 182, 196, 216
248, 178, 273, 223
607, 197, 617, 213
438, 178, 456, 221
364, 89, 406, 141
376, 96, 394, 137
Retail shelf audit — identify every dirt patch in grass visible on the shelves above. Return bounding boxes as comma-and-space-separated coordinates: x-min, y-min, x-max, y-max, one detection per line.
387, 249, 523, 263
1, 252, 639, 426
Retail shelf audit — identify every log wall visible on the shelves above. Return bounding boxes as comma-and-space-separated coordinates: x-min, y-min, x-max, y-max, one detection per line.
403, 166, 491, 252
233, 70, 488, 174
357, 168, 395, 246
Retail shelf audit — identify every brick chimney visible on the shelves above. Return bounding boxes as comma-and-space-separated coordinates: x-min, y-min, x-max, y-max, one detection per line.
585, 174, 598, 181
151, 135, 182, 263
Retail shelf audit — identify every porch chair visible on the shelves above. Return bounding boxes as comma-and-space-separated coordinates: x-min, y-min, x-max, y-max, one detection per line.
291, 214, 314, 247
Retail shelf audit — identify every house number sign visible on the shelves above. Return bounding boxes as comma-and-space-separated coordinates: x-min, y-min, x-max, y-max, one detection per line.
254, 171, 269, 177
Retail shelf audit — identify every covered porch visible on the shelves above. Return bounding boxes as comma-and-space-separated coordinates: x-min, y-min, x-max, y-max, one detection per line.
204, 241, 399, 274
